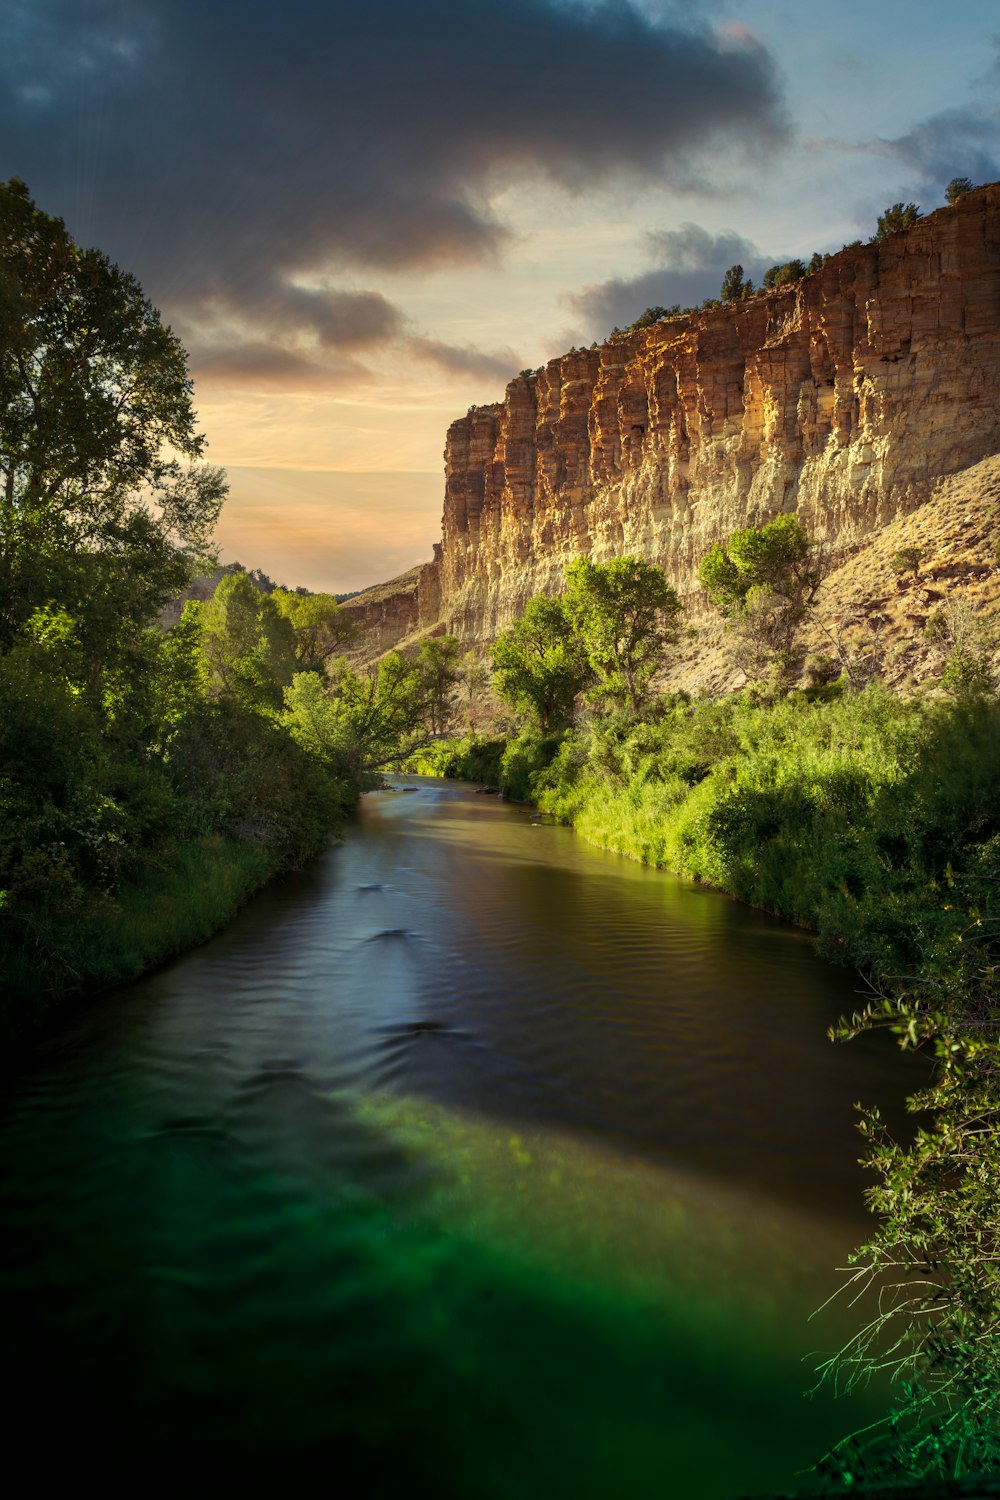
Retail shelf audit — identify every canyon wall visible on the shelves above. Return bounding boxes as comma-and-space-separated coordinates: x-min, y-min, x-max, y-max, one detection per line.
348, 184, 1000, 647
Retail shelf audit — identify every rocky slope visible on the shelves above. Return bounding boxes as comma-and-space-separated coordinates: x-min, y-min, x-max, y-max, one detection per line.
346, 184, 1000, 659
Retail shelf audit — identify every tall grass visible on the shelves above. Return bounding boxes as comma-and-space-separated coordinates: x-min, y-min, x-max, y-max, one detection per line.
0, 836, 277, 1040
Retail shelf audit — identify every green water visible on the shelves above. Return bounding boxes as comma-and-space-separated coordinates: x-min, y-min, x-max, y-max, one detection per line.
0, 779, 920, 1493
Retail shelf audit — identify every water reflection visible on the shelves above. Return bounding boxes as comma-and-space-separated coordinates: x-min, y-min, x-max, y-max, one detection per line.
0, 777, 920, 1494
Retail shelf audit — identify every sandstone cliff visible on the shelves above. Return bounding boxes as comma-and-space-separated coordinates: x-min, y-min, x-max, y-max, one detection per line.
346, 184, 1000, 654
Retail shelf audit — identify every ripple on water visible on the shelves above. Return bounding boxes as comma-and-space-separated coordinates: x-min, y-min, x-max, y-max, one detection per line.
0, 776, 923, 1493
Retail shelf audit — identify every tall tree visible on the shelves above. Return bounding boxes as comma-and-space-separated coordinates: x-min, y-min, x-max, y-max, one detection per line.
699, 514, 824, 688
191, 572, 297, 712
417, 635, 461, 736
492, 594, 591, 730
0, 177, 226, 650
564, 555, 682, 712
271, 588, 357, 670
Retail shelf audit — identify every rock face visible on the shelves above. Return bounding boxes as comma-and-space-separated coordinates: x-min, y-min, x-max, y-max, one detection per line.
347, 185, 1000, 649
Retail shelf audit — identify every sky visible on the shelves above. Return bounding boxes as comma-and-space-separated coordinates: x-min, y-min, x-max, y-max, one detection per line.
2, 0, 999, 593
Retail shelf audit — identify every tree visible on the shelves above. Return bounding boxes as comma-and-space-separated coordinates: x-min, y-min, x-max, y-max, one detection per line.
192, 571, 297, 712
945, 177, 975, 205
455, 648, 492, 732
492, 594, 591, 730
417, 635, 461, 736
874, 202, 921, 240
563, 555, 682, 711
699, 514, 825, 688
271, 588, 357, 671
762, 258, 806, 290
720, 264, 753, 302
282, 650, 433, 789
0, 178, 226, 650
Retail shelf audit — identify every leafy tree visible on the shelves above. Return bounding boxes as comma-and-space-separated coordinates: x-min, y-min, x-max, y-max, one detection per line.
492, 594, 591, 730
762, 258, 806, 290
874, 202, 921, 240
564, 556, 682, 711
0, 178, 226, 650
455, 648, 492, 732
720, 264, 753, 302
806, 250, 827, 274
945, 176, 975, 205
191, 571, 297, 712
282, 651, 433, 788
699, 514, 825, 688
271, 588, 357, 671
417, 635, 461, 736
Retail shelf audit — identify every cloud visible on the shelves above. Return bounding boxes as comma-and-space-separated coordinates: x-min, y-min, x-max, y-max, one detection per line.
568, 223, 774, 337
408, 338, 523, 382
808, 41, 1000, 208
0, 0, 788, 351
882, 106, 1000, 199
187, 342, 370, 392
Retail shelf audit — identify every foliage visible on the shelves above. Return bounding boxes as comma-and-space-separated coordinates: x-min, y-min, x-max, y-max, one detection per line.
417, 635, 461, 736
190, 571, 298, 711
945, 177, 975, 205
815, 966, 1000, 1484
0, 178, 226, 649
564, 555, 681, 711
875, 202, 921, 240
271, 587, 357, 669
698, 513, 825, 688
0, 184, 350, 1033
492, 593, 592, 730
282, 650, 436, 790
891, 546, 923, 576
925, 601, 997, 698
762, 258, 806, 290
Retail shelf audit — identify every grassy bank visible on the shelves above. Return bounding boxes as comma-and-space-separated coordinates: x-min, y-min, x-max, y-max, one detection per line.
414, 689, 1000, 982
0, 833, 303, 1041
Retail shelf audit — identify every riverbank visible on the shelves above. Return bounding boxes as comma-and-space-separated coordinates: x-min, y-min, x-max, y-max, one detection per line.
411, 687, 1000, 983
0, 829, 338, 1044
411, 688, 1000, 1478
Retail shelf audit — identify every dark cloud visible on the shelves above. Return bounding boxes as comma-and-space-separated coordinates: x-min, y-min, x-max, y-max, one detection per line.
408, 338, 522, 381
0, 0, 787, 354
569, 223, 774, 337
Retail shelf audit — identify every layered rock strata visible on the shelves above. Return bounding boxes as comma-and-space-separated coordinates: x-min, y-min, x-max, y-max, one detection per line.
347, 185, 1000, 650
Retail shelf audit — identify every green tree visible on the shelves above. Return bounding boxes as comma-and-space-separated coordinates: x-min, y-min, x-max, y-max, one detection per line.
564, 555, 682, 711
455, 648, 492, 732
417, 635, 461, 736
271, 588, 357, 671
192, 571, 297, 712
492, 594, 591, 730
282, 650, 432, 788
0, 178, 226, 650
762, 258, 806, 289
699, 514, 824, 687
945, 177, 975, 205
720, 264, 753, 302
874, 202, 921, 240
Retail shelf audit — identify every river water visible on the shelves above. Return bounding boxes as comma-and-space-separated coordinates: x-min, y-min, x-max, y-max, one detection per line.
0, 779, 920, 1494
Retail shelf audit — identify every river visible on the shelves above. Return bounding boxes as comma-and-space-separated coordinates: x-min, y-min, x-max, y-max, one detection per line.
0, 778, 920, 1494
